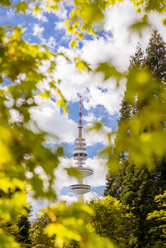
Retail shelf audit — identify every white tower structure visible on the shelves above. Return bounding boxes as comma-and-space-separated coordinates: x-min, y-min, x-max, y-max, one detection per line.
70, 96, 93, 200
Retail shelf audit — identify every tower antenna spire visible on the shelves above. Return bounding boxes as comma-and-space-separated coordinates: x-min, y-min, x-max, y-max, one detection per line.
79, 95, 81, 112
78, 95, 82, 138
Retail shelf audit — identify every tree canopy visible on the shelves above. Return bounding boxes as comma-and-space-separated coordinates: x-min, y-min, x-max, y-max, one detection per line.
89, 196, 136, 247
104, 29, 166, 247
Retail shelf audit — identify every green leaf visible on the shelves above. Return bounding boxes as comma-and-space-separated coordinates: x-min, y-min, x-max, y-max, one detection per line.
96, 62, 123, 81
14, 2, 27, 14
66, 167, 84, 178
33, 5, 41, 13
0, 0, 11, 7
0, 230, 20, 248
70, 40, 78, 48
88, 122, 103, 132
162, 18, 166, 25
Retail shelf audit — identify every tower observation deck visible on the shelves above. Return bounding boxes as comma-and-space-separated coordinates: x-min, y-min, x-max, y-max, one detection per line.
70, 96, 93, 200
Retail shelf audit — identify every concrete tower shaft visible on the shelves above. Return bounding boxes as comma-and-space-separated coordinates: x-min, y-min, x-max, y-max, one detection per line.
70, 97, 93, 200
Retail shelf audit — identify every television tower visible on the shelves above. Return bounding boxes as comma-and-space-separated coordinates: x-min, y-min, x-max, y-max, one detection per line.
70, 96, 93, 200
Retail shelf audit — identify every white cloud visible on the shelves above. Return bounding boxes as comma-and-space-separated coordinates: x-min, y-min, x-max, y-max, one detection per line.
33, 24, 46, 43
76, 0, 165, 74
47, 36, 57, 50
81, 37, 117, 68
28, 195, 50, 220
79, 4, 144, 72
56, 6, 68, 20
33, 23, 44, 37
9, 109, 24, 123
54, 57, 93, 102
33, 24, 57, 51
54, 157, 75, 193
32, 12, 48, 22
30, 98, 77, 143
83, 82, 125, 116
84, 124, 112, 146
148, 12, 166, 40
103, 0, 166, 68
59, 194, 77, 203
29, 94, 113, 147
53, 47, 125, 116
54, 0, 74, 21
7, 8, 16, 16
84, 192, 99, 202
84, 157, 108, 187
51, 0, 166, 120
55, 21, 66, 31
83, 112, 101, 123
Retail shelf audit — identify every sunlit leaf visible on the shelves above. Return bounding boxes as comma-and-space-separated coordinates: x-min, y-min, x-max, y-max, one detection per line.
96, 62, 123, 81
14, 2, 27, 14
70, 40, 78, 48
33, 5, 41, 13
66, 167, 84, 178
88, 122, 103, 132
162, 18, 166, 25
74, 57, 90, 71
0, 230, 20, 248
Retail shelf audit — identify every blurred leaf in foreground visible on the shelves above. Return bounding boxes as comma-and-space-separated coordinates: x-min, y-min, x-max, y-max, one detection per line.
44, 202, 115, 248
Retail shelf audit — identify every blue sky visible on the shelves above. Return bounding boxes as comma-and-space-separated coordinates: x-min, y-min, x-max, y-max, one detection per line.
1, 0, 166, 203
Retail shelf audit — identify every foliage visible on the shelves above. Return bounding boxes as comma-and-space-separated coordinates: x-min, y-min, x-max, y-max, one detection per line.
120, 164, 159, 247
0, 213, 31, 248
104, 30, 166, 247
145, 29, 166, 81
147, 191, 166, 248
30, 215, 55, 248
89, 196, 137, 247
1, 0, 166, 42
101, 29, 166, 171
104, 166, 126, 199
44, 201, 114, 248
0, 218, 20, 248
0, 23, 66, 246
17, 215, 31, 246
30, 204, 114, 248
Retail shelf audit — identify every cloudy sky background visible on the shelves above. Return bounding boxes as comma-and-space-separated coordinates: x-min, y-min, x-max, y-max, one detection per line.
1, 0, 166, 206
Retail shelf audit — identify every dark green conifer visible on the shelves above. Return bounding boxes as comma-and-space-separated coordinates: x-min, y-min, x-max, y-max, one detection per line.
104, 30, 166, 247
145, 29, 166, 81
